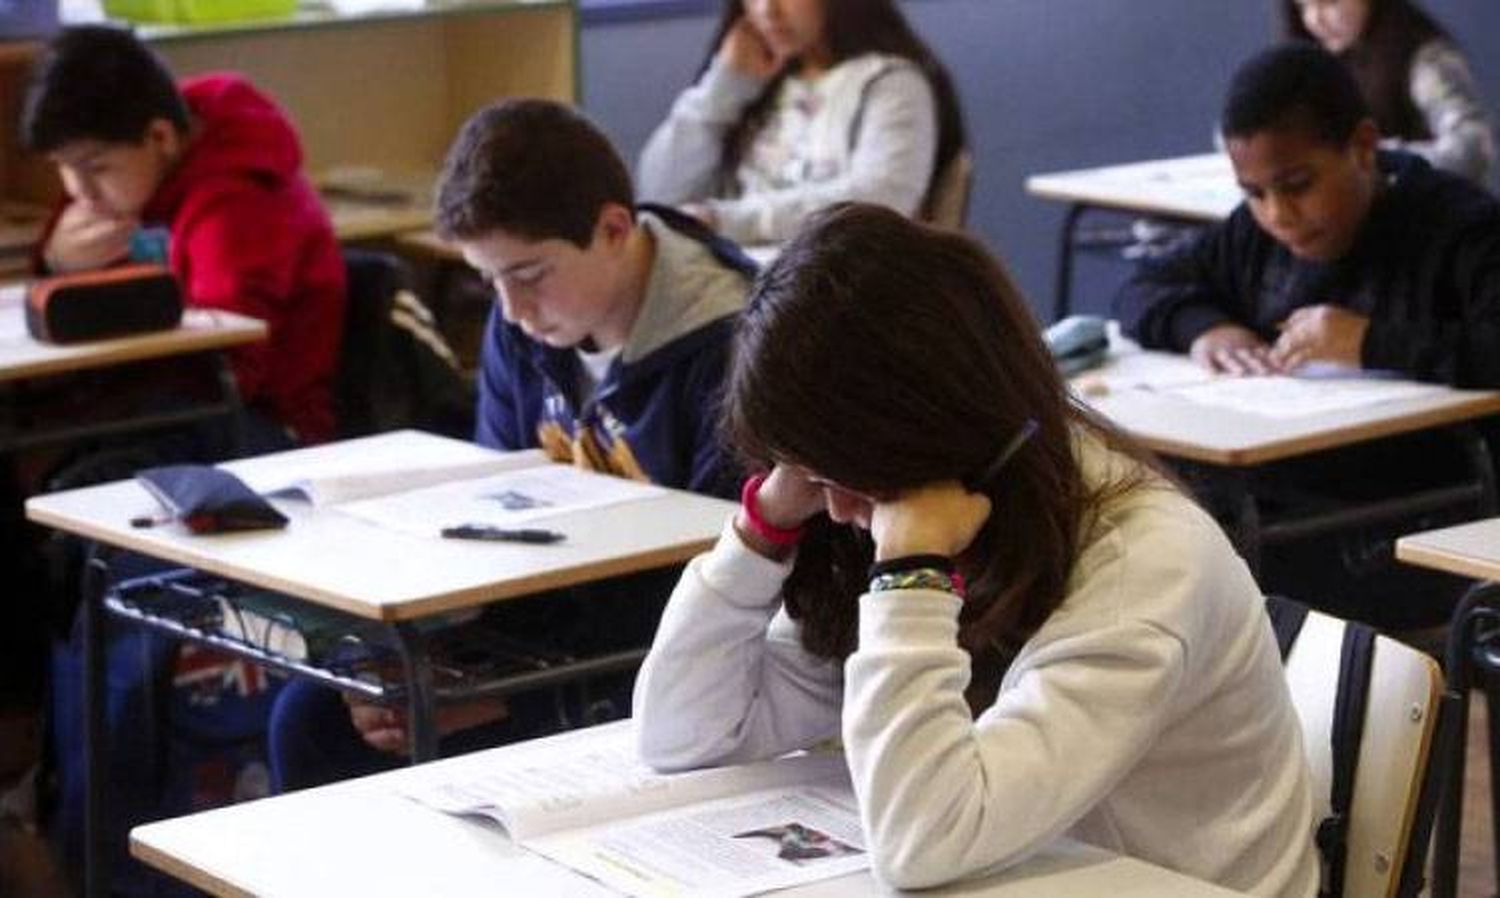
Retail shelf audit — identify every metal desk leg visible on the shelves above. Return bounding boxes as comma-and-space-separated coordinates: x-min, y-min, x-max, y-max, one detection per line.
391, 622, 438, 762
212, 352, 247, 457
1432, 583, 1500, 898
1460, 425, 1498, 516
81, 547, 115, 898
1052, 203, 1086, 322
1229, 471, 1262, 576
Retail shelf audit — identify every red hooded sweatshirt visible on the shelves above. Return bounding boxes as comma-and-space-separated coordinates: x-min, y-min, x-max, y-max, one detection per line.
148, 74, 346, 443
36, 74, 346, 443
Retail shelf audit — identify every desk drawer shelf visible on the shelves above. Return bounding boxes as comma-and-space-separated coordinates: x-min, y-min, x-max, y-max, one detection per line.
105, 567, 597, 705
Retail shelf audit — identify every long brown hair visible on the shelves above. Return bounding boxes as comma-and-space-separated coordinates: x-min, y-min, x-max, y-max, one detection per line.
700, 0, 966, 198
1279, 0, 1446, 140
724, 204, 1154, 687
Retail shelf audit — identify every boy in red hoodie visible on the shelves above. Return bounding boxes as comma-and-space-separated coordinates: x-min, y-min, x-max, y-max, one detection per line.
22, 25, 345, 444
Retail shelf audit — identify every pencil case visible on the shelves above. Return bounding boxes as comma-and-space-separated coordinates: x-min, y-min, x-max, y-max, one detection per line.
26, 263, 183, 344
1044, 315, 1109, 376
137, 465, 289, 534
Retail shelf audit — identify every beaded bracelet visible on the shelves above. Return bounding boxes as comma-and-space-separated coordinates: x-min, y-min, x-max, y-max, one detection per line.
869, 567, 964, 598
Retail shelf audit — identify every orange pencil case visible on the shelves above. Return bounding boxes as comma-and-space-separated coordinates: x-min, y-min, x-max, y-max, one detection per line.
26, 263, 183, 344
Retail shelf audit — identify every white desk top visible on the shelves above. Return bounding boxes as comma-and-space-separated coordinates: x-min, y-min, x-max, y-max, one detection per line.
0, 284, 267, 383
1396, 517, 1500, 581
1026, 152, 1240, 222
130, 725, 1248, 898
24, 431, 735, 621
1075, 340, 1500, 466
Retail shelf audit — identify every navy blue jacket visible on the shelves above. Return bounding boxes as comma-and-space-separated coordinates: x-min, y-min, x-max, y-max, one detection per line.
475, 209, 753, 499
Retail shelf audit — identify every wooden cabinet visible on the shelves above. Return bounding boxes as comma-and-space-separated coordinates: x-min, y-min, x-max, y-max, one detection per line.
0, 0, 579, 254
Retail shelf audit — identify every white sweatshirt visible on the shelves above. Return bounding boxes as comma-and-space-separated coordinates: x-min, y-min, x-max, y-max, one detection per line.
634, 439, 1318, 897
637, 52, 938, 245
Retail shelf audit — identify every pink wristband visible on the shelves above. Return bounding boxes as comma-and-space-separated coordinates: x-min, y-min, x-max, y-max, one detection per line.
740, 473, 806, 547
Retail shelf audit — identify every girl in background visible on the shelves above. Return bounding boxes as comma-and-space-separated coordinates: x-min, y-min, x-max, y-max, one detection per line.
633, 203, 1318, 897
638, 0, 966, 245
1282, 0, 1496, 183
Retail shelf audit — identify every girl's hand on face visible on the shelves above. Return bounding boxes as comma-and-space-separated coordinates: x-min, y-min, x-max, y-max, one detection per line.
735, 464, 824, 560
717, 17, 782, 80
755, 464, 826, 529
871, 482, 992, 561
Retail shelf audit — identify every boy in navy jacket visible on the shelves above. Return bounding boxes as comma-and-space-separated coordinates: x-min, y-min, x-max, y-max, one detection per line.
268, 100, 753, 788
1113, 43, 1500, 628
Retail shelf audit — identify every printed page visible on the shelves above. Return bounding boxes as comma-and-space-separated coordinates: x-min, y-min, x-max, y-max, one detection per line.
398, 721, 848, 842
337, 463, 667, 536
1168, 375, 1442, 419
0, 283, 26, 346
222, 431, 545, 505
530, 782, 867, 898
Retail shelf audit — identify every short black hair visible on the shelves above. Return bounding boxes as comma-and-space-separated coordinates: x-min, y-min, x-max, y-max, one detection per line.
21, 26, 189, 153
434, 99, 634, 248
1220, 43, 1371, 146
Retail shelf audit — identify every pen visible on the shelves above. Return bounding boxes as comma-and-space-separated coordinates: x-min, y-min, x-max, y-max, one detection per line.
440, 524, 566, 544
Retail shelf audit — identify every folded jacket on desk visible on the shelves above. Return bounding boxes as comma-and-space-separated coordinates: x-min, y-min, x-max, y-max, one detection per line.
137, 465, 288, 534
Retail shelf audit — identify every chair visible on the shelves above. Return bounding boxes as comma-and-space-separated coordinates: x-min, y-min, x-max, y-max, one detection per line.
920, 148, 974, 229
1271, 597, 1450, 898
337, 248, 473, 439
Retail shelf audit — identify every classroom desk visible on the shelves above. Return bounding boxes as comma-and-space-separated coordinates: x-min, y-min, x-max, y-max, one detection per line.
1025, 153, 1239, 320
25, 429, 735, 898
129, 724, 1250, 898
0, 283, 267, 453
1395, 519, 1500, 898
1078, 339, 1500, 569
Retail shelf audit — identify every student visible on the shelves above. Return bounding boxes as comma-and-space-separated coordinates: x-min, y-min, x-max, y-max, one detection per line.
1114, 42, 1500, 629
1116, 42, 1500, 384
268, 99, 754, 790
1281, 0, 1496, 184
634, 203, 1318, 897
23, 25, 346, 445
637, 0, 966, 245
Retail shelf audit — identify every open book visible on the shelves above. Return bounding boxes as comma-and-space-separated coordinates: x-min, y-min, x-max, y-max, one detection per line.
398, 721, 867, 898
218, 430, 666, 536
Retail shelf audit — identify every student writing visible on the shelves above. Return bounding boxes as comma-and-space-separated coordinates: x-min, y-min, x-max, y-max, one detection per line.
634, 203, 1318, 897
638, 0, 965, 245
268, 100, 754, 790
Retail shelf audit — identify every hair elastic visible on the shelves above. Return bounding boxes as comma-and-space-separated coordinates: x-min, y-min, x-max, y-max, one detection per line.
740, 473, 807, 547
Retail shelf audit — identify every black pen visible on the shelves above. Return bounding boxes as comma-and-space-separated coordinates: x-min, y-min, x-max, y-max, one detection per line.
440, 524, 566, 544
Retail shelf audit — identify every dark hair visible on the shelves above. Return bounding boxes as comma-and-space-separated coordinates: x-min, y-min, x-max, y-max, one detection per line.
435, 99, 635, 248
1221, 43, 1371, 145
21, 25, 189, 153
724, 203, 1155, 703
700, 0, 966, 200
1279, 0, 1445, 140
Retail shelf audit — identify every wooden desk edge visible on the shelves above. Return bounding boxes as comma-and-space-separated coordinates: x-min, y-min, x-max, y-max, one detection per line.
1136, 393, 1500, 467
1394, 538, 1500, 582
24, 500, 717, 622
0, 318, 267, 384
131, 838, 255, 898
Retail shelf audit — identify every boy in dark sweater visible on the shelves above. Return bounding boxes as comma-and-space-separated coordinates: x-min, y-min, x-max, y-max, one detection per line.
1114, 43, 1500, 629
1116, 43, 1500, 386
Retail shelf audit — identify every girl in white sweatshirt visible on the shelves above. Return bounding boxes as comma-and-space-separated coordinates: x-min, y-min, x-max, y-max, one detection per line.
637, 0, 966, 245
634, 203, 1319, 897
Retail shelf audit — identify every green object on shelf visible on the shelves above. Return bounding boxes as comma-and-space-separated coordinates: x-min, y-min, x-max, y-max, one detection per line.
102, 0, 297, 25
